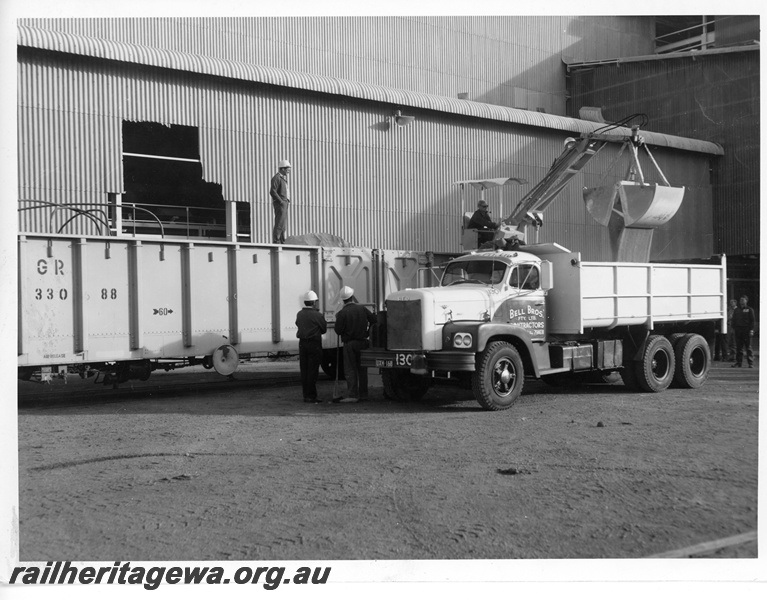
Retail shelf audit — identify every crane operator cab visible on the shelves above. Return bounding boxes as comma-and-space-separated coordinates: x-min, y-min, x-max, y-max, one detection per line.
455, 177, 528, 251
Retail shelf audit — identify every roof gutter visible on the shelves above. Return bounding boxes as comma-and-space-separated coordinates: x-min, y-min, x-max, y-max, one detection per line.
18, 25, 724, 157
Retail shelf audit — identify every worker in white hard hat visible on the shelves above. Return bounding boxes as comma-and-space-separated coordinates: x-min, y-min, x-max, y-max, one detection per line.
270, 159, 292, 244
333, 286, 377, 403
295, 290, 327, 403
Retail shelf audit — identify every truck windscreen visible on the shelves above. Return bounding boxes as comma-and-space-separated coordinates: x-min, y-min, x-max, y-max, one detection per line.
441, 260, 507, 286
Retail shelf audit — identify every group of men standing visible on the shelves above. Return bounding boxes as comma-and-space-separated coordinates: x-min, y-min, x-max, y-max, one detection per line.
295, 285, 376, 404
717, 296, 757, 368
274, 159, 378, 403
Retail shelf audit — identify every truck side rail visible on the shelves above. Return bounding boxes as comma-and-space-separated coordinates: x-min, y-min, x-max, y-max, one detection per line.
578, 260, 727, 331
537, 246, 727, 335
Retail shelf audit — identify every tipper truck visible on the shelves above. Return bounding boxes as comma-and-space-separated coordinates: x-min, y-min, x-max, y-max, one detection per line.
361, 243, 726, 410
361, 119, 727, 410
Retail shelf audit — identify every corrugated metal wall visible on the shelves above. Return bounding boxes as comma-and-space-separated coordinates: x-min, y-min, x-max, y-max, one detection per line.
568, 49, 759, 256
17, 16, 656, 116
18, 46, 715, 260
17, 50, 123, 236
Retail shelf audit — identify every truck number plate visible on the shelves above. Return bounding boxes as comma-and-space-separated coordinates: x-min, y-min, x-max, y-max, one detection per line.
376, 353, 413, 368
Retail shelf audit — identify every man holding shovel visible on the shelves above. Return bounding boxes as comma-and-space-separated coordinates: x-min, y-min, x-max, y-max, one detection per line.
295, 290, 327, 403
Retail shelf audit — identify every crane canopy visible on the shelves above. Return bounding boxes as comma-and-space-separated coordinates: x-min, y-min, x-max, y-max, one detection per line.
453, 177, 528, 190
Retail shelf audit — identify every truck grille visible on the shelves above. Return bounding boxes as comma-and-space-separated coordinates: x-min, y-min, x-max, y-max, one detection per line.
387, 299, 422, 350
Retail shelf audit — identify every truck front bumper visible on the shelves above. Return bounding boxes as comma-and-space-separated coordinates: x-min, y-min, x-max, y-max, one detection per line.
360, 349, 476, 373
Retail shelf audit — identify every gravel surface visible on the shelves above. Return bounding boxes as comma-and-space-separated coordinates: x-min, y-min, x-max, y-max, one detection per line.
17, 359, 758, 564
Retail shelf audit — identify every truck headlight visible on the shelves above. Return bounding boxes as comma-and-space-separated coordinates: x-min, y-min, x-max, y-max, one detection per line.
453, 333, 473, 348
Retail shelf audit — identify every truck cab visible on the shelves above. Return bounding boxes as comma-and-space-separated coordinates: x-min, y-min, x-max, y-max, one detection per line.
362, 249, 555, 410
383, 249, 548, 361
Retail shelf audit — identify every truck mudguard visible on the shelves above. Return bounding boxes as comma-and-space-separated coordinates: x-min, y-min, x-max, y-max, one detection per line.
442, 321, 541, 377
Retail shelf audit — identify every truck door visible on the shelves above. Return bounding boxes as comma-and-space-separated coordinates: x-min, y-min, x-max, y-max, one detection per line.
492, 263, 546, 340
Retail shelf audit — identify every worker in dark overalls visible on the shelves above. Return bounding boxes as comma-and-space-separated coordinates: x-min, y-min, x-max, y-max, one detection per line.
731, 295, 756, 368
296, 290, 327, 402
334, 286, 377, 403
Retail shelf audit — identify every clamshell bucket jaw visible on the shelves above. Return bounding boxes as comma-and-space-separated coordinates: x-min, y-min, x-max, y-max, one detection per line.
619, 182, 685, 227
583, 184, 619, 227
584, 181, 685, 228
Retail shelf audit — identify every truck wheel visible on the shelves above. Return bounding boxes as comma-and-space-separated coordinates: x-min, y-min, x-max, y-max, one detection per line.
472, 341, 524, 411
381, 369, 432, 402
672, 333, 710, 388
636, 335, 675, 392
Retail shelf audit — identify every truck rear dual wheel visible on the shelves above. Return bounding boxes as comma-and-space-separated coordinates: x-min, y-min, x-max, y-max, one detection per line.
636, 335, 676, 392
671, 333, 710, 388
621, 335, 676, 392
635, 335, 675, 392
473, 341, 524, 411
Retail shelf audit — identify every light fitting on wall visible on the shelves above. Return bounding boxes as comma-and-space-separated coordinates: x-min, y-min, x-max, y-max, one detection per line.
391, 110, 415, 128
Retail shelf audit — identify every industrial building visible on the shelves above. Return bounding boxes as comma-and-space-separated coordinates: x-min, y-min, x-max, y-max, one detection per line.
16, 16, 756, 285
566, 15, 760, 308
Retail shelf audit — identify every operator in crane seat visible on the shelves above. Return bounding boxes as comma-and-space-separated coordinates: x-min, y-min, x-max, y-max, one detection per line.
467, 199, 499, 247
334, 286, 377, 403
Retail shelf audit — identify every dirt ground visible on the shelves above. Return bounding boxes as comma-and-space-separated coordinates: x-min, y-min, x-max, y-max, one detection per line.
16, 358, 759, 565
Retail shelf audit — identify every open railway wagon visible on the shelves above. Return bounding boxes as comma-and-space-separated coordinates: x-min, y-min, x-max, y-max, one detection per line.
17, 233, 452, 385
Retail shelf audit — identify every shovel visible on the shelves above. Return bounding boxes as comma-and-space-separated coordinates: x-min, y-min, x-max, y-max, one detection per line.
332, 336, 344, 402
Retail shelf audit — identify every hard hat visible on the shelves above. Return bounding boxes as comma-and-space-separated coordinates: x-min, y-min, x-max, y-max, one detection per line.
303, 290, 318, 302
278, 159, 292, 169
340, 286, 354, 300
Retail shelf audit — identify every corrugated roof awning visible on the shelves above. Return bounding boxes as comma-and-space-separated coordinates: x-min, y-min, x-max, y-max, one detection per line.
454, 178, 529, 191
18, 25, 724, 157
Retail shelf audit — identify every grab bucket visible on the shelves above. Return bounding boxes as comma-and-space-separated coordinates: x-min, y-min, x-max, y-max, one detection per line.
583, 185, 619, 226
584, 181, 685, 228
618, 182, 685, 228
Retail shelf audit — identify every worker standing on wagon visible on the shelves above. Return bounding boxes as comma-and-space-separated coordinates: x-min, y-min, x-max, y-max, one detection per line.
731, 295, 756, 368
296, 290, 327, 403
334, 286, 377, 403
467, 199, 499, 247
270, 159, 292, 244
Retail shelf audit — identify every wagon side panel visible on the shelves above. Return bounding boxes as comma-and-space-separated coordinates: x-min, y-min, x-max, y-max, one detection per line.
18, 237, 78, 366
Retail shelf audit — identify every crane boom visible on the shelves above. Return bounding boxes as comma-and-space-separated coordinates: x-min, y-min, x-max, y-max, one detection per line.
504, 131, 644, 227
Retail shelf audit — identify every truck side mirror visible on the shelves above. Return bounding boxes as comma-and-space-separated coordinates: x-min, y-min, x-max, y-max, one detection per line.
540, 261, 553, 291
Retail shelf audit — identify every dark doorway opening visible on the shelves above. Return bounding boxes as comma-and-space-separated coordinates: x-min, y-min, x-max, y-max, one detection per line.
119, 121, 250, 239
